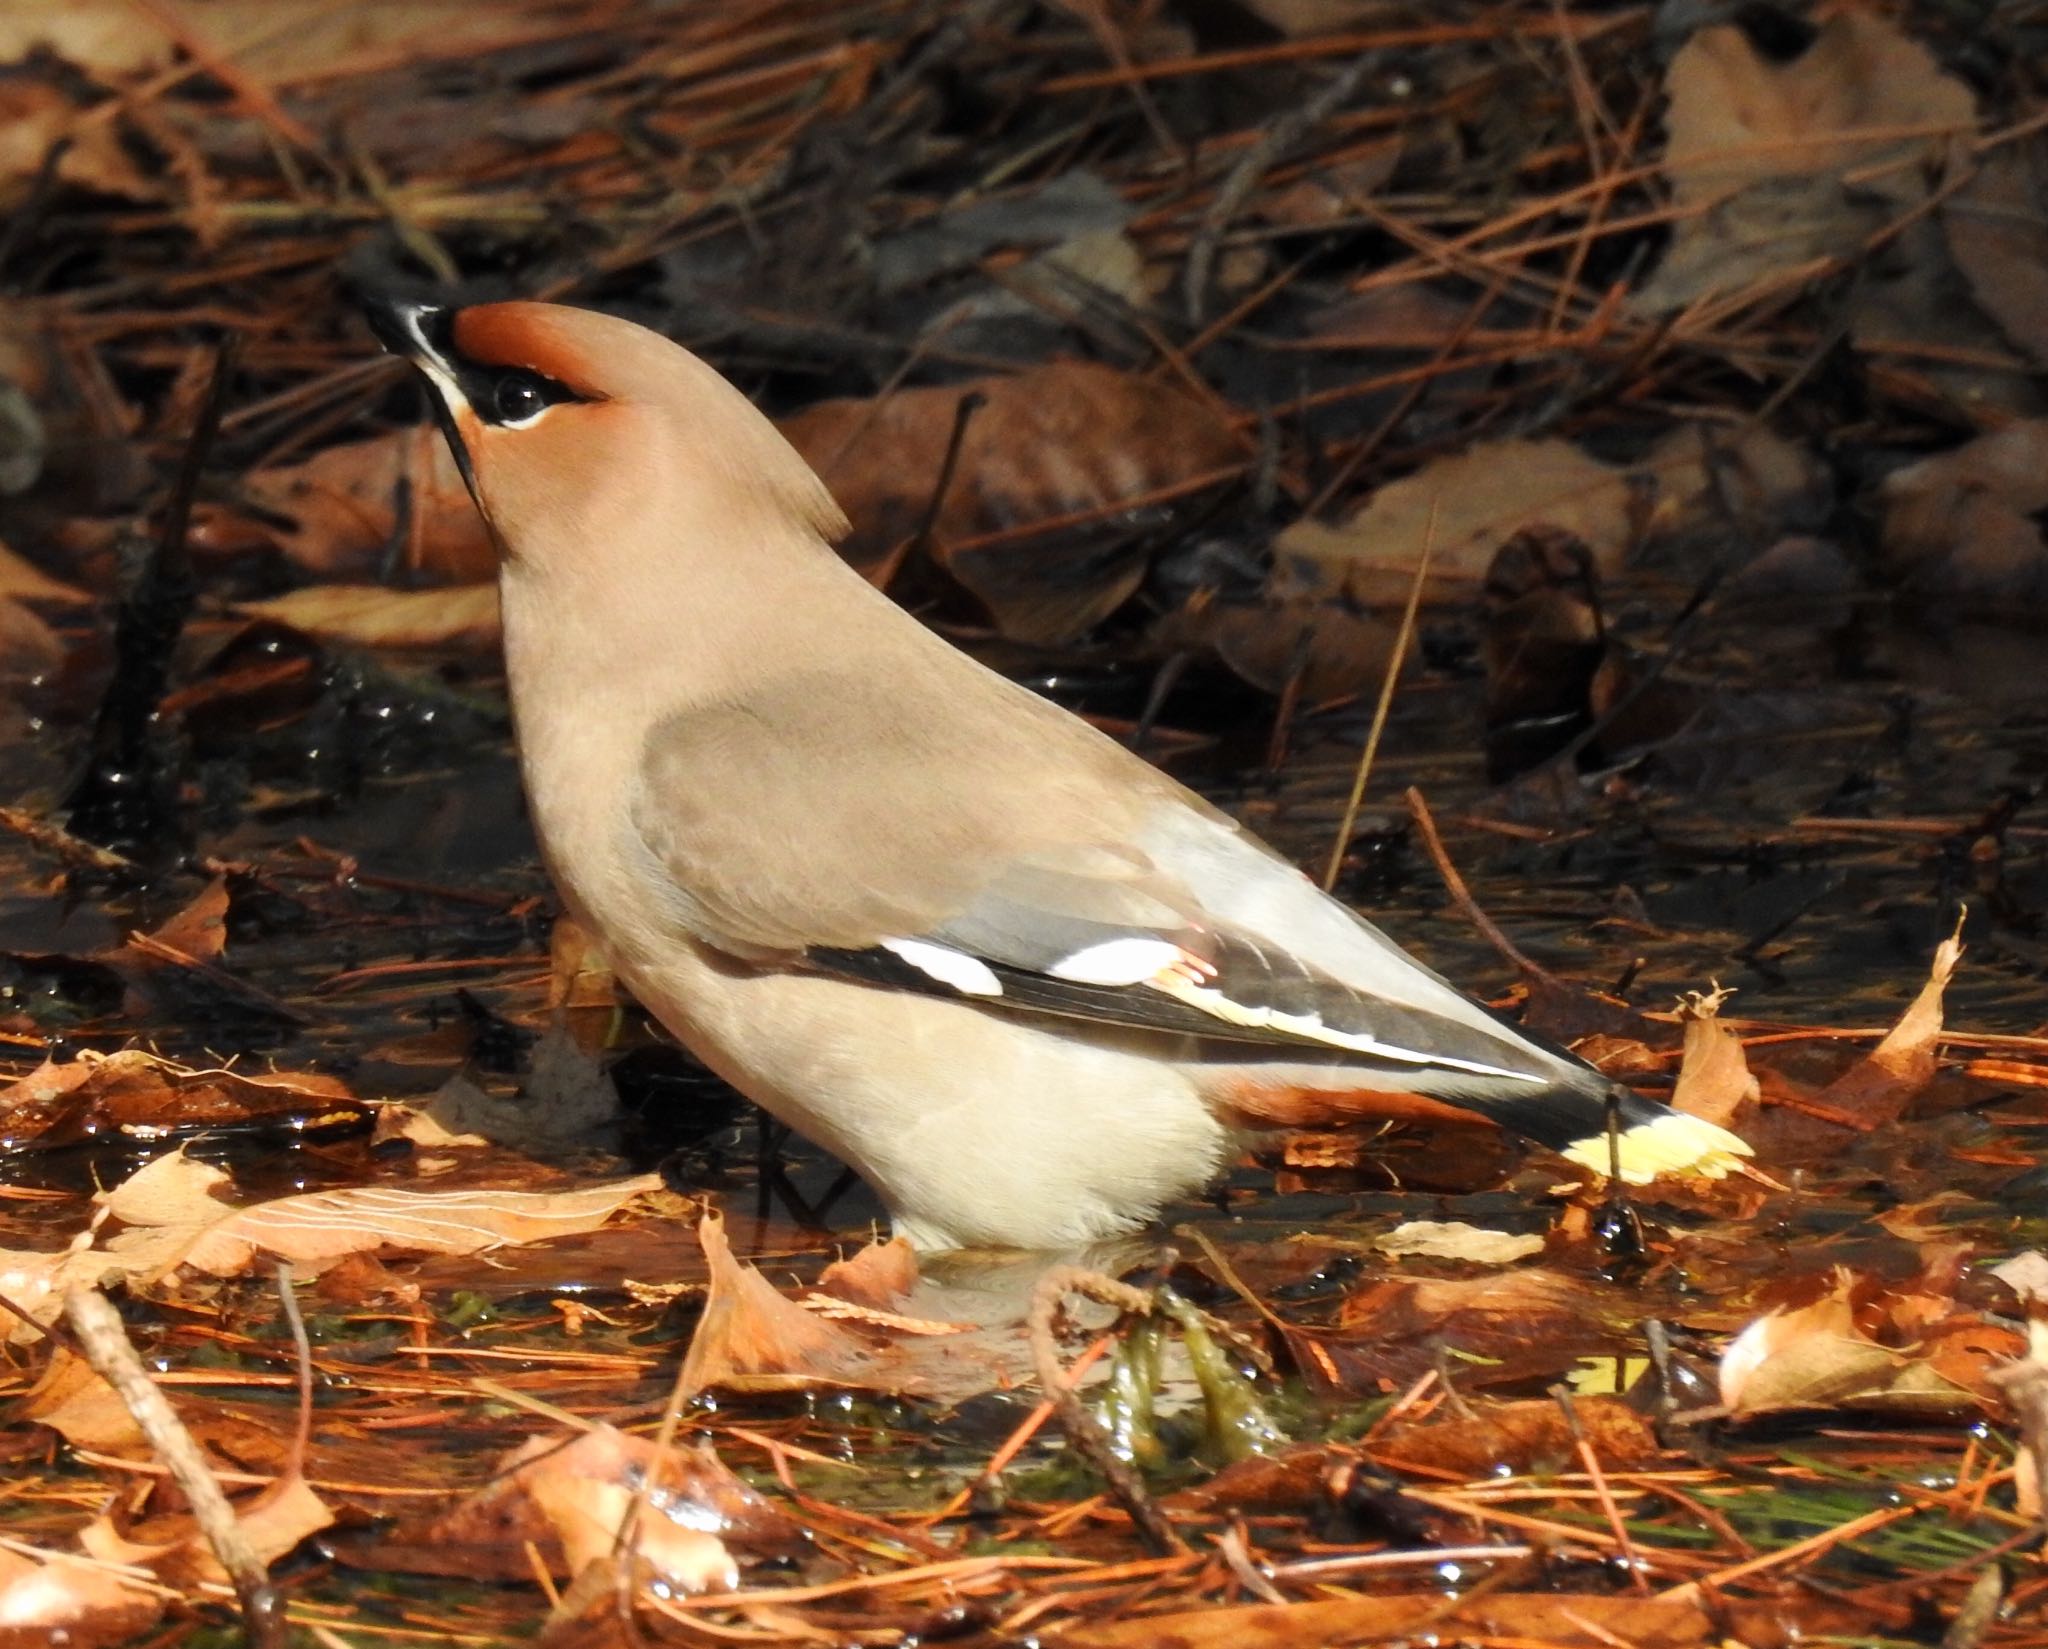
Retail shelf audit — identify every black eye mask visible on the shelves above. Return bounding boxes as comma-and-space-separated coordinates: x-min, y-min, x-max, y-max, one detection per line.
361, 294, 589, 504
484, 368, 579, 428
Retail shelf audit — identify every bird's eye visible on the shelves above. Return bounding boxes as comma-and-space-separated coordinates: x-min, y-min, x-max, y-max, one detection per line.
490, 371, 554, 427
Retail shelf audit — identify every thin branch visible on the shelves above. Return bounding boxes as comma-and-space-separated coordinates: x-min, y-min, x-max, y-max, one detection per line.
64, 1284, 285, 1649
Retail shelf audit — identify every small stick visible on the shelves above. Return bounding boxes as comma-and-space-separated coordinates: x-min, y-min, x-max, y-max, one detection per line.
1323, 500, 1436, 892
63, 1285, 285, 1649
1551, 1384, 1650, 1593
1305, 270, 1507, 517
274, 1264, 313, 1475
66, 334, 240, 854
1184, 50, 1375, 322
0, 806, 137, 874
1402, 786, 1543, 979
924, 1329, 1120, 1524
872, 390, 985, 593
1027, 1267, 1187, 1556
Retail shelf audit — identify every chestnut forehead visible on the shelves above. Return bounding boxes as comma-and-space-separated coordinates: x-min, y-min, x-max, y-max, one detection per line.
451, 304, 608, 398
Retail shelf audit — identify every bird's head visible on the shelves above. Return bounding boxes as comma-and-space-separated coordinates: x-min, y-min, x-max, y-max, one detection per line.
362, 296, 847, 572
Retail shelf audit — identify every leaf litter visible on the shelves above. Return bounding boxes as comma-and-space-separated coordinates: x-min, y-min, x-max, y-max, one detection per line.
0, 0, 2046, 1644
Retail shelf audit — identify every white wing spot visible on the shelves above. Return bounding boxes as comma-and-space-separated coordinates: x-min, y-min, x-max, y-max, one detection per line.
882, 938, 1003, 997
1047, 937, 1191, 986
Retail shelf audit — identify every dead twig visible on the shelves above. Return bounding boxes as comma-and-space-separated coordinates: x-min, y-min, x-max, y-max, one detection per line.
1402, 786, 1544, 981
1551, 1383, 1651, 1593
871, 389, 986, 593
63, 1284, 286, 1649
65, 334, 239, 858
1322, 500, 1436, 891
1027, 1267, 1188, 1557
1183, 50, 1375, 323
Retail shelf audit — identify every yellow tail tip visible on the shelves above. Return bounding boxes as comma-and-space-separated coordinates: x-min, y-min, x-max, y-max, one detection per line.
1560, 1111, 1754, 1184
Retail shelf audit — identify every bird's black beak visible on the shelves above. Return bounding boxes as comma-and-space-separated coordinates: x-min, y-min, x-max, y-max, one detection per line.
359, 291, 482, 505
361, 292, 456, 370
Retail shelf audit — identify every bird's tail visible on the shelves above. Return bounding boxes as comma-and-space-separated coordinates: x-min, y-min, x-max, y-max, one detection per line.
1477, 1071, 1752, 1183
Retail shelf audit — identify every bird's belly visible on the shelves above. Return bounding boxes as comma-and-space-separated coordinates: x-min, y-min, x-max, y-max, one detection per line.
606, 932, 1230, 1250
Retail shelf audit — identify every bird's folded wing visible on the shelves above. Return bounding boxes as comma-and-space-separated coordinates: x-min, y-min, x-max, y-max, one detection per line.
628, 682, 1548, 1081
801, 860, 1551, 1083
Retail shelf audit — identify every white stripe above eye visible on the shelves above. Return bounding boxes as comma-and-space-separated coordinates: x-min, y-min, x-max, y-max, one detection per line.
881, 938, 1003, 997
1046, 937, 1189, 986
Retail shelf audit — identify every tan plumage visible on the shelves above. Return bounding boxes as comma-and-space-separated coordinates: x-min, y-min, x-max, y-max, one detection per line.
367, 296, 1751, 1250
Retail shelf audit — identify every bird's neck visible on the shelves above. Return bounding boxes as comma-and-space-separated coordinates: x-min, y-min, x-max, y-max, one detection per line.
495, 530, 903, 865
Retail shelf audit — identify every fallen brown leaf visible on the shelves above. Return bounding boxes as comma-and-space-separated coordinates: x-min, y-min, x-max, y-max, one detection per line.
1635, 12, 1973, 312
677, 1209, 875, 1400
1375, 1395, 1662, 1477
780, 358, 1244, 642
1816, 915, 1963, 1126
0, 1542, 163, 1648
17, 1349, 147, 1454
0, 540, 88, 605
1881, 423, 2048, 601
1717, 1269, 1992, 1417
1156, 593, 1403, 702
1303, 1267, 1621, 1393
1274, 424, 1816, 609
1278, 437, 1631, 605
406, 1424, 809, 1591
237, 424, 496, 583
1057, 1588, 1879, 1648
1373, 1220, 1543, 1266
1944, 141, 2048, 369
72, 1149, 659, 1280
80, 1471, 333, 1589
0, 596, 62, 679
1669, 985, 1760, 1130
818, 1235, 919, 1309
234, 582, 501, 651
0, 1050, 362, 1157
0, 77, 159, 210
169, 1175, 661, 1277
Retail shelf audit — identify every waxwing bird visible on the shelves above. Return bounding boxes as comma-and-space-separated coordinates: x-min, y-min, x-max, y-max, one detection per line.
363, 295, 1752, 1251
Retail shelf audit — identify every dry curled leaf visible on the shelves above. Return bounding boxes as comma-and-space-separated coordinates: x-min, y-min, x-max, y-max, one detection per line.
1273, 425, 1817, 609
83, 1152, 659, 1279
1635, 12, 1974, 312
0, 1050, 362, 1156
1816, 915, 1963, 1126
235, 582, 502, 651
0, 1542, 163, 1648
1669, 985, 1760, 1130
1880, 424, 2048, 601
818, 1235, 919, 1309
236, 425, 496, 583
18, 1348, 146, 1454
677, 1209, 874, 1400
80, 1471, 333, 1589
780, 358, 1244, 642
1374, 1220, 1544, 1266
1717, 1268, 2000, 1418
